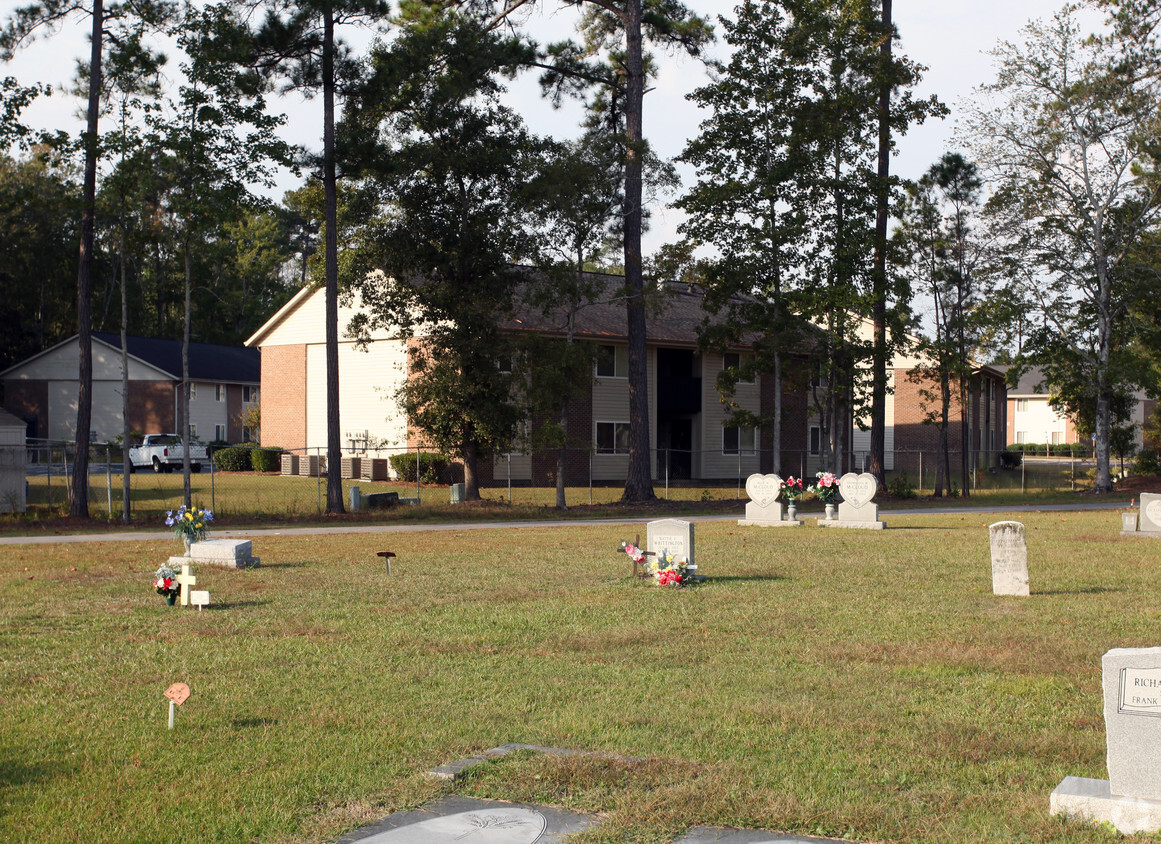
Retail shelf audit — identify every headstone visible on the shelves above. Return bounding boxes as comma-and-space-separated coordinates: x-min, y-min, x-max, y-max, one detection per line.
737, 473, 798, 527
176, 564, 197, 607
173, 538, 259, 569
647, 518, 694, 567
1051, 647, 1161, 833
1139, 493, 1161, 533
1122, 512, 1138, 533
450, 483, 465, 504
988, 521, 1030, 596
350, 485, 362, 511
822, 472, 885, 530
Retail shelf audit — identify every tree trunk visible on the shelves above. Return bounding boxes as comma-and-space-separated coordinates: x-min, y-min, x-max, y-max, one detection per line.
119, 189, 131, 523
70, 0, 103, 519
771, 349, 782, 475
182, 238, 192, 508
462, 438, 480, 500
323, 6, 344, 514
620, 0, 654, 502
868, 0, 892, 486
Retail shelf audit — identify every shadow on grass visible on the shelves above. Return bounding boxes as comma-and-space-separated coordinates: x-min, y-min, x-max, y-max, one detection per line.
0, 757, 67, 789
209, 600, 272, 609
230, 718, 279, 729
251, 562, 307, 569
704, 574, 790, 583
1036, 586, 1125, 596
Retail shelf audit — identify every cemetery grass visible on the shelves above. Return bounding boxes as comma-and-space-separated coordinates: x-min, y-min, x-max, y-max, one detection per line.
2, 512, 1155, 843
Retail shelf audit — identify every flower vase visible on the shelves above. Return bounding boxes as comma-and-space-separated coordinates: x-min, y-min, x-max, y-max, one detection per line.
787, 502, 797, 522
825, 503, 835, 521
182, 535, 191, 556
166, 593, 177, 606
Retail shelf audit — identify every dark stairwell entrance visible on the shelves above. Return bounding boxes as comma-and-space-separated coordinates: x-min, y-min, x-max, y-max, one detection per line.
656, 348, 701, 480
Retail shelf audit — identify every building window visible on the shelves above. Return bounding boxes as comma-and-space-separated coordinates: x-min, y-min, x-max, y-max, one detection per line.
215, 384, 225, 402
595, 345, 629, 378
1051, 431, 1063, 444
242, 427, 254, 443
723, 425, 755, 455
189, 424, 197, 439
723, 352, 755, 384
214, 424, 226, 442
809, 425, 821, 456
1016, 399, 1029, 412
1016, 431, 1027, 443
189, 383, 197, 401
243, 385, 259, 403
595, 421, 630, 454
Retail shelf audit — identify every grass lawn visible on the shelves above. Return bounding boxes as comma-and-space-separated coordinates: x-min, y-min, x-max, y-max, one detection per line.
1, 510, 1155, 842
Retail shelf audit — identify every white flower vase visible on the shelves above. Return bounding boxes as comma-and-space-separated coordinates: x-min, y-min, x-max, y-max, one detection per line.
183, 535, 192, 556
825, 503, 835, 521
787, 502, 797, 522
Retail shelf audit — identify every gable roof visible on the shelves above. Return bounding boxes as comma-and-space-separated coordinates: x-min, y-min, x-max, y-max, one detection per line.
92, 333, 260, 383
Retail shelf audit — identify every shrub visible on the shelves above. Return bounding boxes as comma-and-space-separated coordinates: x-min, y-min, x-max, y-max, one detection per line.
887, 470, 917, 499
999, 450, 1022, 470
250, 448, 282, 473
389, 452, 450, 484
213, 447, 252, 472
1133, 449, 1161, 476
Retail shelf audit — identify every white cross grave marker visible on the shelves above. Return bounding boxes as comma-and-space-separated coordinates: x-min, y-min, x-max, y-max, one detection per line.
176, 564, 197, 607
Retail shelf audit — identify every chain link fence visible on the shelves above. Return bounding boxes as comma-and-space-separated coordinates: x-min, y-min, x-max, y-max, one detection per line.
9, 439, 1126, 520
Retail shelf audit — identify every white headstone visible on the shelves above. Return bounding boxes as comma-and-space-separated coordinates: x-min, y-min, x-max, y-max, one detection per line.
647, 518, 694, 566
188, 538, 259, 568
1139, 493, 1161, 533
824, 472, 885, 529
738, 473, 790, 525
988, 521, 1030, 597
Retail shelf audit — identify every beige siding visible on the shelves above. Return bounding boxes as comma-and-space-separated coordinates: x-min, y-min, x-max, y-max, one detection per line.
699, 351, 761, 478
258, 283, 407, 348
5, 339, 168, 381
852, 370, 895, 470
188, 382, 230, 442
591, 346, 658, 481
306, 340, 409, 453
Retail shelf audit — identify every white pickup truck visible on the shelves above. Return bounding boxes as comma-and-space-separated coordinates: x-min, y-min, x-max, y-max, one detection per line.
128, 434, 208, 473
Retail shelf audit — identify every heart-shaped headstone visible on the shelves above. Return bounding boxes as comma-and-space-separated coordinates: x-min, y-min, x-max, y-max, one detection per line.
745, 473, 783, 508
838, 472, 878, 509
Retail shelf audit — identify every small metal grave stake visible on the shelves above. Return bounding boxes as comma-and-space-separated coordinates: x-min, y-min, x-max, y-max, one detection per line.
377, 551, 396, 574
164, 682, 190, 730
615, 534, 656, 579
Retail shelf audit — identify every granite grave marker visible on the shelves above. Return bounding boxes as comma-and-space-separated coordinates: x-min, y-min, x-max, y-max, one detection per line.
647, 518, 694, 567
822, 472, 885, 529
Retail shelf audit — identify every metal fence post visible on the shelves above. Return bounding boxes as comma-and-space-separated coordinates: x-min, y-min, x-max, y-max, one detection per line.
665, 449, 669, 500
210, 446, 216, 513
317, 447, 323, 514
918, 451, 923, 497
589, 450, 593, 506
105, 443, 113, 520
507, 453, 512, 504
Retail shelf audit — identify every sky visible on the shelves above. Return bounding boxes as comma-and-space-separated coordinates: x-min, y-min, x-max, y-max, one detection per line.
0, 0, 1080, 255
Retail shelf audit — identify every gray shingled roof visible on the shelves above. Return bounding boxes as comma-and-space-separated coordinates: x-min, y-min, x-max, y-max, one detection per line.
94, 333, 260, 383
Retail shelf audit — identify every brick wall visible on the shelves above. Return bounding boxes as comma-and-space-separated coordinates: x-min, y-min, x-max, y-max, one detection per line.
0, 380, 48, 438
893, 368, 1006, 472
260, 345, 307, 450
128, 381, 176, 435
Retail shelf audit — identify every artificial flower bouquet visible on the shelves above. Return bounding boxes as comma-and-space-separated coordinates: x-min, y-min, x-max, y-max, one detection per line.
166, 505, 212, 542
810, 471, 840, 504
153, 564, 180, 601
648, 551, 690, 587
780, 475, 805, 503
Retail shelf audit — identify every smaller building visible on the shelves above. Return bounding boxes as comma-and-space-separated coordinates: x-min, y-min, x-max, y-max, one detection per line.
0, 333, 260, 444
1001, 365, 1155, 450
0, 407, 27, 513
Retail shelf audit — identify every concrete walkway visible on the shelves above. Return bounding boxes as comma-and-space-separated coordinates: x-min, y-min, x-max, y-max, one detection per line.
0, 499, 1131, 546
